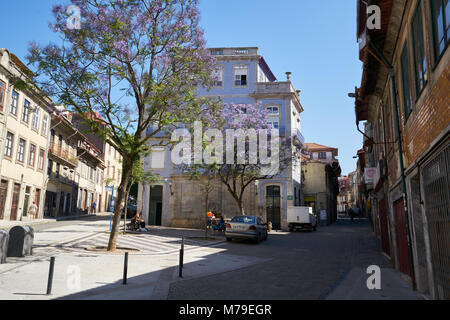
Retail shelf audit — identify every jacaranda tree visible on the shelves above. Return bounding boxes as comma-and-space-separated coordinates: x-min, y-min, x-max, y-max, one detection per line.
27, 0, 220, 251
183, 103, 300, 216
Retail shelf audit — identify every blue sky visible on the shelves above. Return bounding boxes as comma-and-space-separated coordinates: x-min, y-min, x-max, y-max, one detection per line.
0, 0, 362, 175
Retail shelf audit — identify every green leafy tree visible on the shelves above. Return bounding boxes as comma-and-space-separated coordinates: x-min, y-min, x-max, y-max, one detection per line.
27, 0, 220, 251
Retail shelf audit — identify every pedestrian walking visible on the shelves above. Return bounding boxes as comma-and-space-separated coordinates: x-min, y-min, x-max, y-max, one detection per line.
320, 210, 327, 226
28, 201, 38, 220
349, 208, 355, 222
91, 201, 97, 214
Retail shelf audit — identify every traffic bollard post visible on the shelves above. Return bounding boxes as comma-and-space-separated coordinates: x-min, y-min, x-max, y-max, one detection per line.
46, 257, 55, 295
123, 252, 128, 285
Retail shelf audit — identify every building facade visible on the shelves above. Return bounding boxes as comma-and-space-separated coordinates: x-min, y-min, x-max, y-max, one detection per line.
139, 47, 306, 230
0, 49, 51, 221
302, 143, 341, 225
355, 0, 449, 299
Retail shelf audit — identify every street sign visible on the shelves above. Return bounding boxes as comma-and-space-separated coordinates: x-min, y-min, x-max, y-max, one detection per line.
287, 195, 294, 201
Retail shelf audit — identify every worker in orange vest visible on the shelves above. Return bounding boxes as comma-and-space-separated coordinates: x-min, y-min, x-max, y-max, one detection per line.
206, 211, 214, 230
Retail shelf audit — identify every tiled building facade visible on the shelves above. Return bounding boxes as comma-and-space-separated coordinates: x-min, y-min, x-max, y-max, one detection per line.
139, 47, 306, 230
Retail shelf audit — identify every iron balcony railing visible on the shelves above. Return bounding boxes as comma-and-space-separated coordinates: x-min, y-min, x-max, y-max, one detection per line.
49, 143, 78, 166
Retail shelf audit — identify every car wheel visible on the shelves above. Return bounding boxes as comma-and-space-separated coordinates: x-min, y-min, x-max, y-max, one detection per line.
264, 231, 268, 240
226, 237, 232, 242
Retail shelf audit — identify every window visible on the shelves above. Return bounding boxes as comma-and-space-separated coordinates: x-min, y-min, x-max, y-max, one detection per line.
151, 148, 165, 169
400, 44, 413, 120
112, 166, 115, 179
17, 139, 26, 162
22, 100, 30, 123
28, 144, 36, 167
48, 159, 53, 176
412, 2, 427, 95
32, 108, 40, 129
234, 65, 248, 86
266, 106, 280, 115
10, 90, 18, 115
319, 152, 327, 160
431, 0, 449, 62
266, 119, 279, 129
212, 67, 224, 87
211, 49, 224, 55
38, 148, 45, 170
55, 163, 60, 178
0, 80, 5, 111
58, 135, 63, 150
5, 132, 14, 157
41, 115, 48, 136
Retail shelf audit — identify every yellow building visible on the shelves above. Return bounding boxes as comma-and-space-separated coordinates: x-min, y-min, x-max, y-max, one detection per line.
0, 49, 51, 221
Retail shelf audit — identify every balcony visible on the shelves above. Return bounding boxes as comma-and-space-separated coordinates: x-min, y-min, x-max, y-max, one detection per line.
296, 129, 305, 145
254, 81, 296, 95
49, 143, 78, 167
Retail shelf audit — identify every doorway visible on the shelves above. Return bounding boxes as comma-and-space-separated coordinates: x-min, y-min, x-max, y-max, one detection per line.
266, 185, 281, 230
0, 180, 8, 220
394, 198, 411, 276
149, 185, 163, 226
10, 183, 21, 221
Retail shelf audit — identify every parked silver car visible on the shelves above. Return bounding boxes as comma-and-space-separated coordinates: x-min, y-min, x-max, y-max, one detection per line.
225, 216, 268, 243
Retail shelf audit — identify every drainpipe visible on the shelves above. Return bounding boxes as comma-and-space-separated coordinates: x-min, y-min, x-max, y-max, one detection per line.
367, 40, 417, 291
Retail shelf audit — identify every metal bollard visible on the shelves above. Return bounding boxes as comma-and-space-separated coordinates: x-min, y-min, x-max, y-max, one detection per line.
46, 257, 55, 295
179, 237, 184, 278
123, 252, 128, 285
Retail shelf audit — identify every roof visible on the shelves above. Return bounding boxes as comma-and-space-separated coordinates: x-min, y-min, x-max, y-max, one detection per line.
305, 143, 338, 151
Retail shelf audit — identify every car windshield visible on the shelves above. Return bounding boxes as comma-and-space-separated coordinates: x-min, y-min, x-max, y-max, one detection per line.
231, 216, 257, 224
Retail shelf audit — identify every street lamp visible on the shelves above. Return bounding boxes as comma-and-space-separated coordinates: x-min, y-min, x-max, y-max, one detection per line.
165, 178, 174, 196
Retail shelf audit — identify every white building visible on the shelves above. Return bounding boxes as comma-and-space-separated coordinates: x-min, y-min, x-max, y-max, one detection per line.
0, 49, 51, 221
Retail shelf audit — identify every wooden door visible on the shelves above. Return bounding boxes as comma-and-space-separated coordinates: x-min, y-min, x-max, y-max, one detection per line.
10, 183, 21, 221
378, 197, 390, 256
34, 188, 41, 219
0, 180, 8, 220
394, 198, 411, 276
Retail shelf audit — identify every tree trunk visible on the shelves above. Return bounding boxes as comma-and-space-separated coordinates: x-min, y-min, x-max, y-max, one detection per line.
107, 159, 133, 251
238, 199, 245, 215
205, 192, 209, 239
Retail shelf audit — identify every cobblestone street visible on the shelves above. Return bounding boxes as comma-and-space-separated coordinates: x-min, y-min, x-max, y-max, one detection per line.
167, 217, 421, 300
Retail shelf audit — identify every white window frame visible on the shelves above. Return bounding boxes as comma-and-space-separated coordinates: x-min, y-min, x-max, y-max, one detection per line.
22, 100, 30, 123
10, 90, 19, 116
42, 115, 48, 136
212, 67, 224, 87
266, 106, 280, 115
17, 138, 26, 162
233, 64, 249, 87
32, 107, 40, 130
5, 132, 14, 157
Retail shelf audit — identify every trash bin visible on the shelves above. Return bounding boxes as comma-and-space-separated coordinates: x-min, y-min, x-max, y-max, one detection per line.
0, 229, 8, 264
7, 226, 34, 257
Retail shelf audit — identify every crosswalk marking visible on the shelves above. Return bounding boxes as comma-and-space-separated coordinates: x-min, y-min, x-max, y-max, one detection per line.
61, 232, 224, 254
